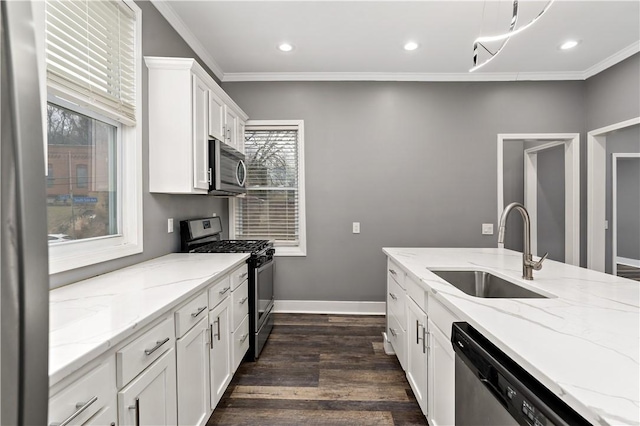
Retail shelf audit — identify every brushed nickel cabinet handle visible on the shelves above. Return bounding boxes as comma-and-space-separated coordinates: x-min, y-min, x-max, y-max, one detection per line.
240, 333, 248, 343
215, 316, 221, 341
144, 337, 170, 356
423, 329, 429, 354
239, 296, 248, 305
191, 306, 207, 318
388, 327, 397, 337
210, 325, 214, 349
389, 292, 397, 300
219, 286, 230, 295
128, 397, 140, 426
49, 396, 98, 426
388, 268, 397, 276
240, 272, 248, 279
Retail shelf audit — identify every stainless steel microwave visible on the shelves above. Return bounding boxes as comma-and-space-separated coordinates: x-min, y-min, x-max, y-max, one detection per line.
208, 139, 246, 196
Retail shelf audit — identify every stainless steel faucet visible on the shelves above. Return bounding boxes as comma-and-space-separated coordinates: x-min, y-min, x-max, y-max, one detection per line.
497, 202, 548, 280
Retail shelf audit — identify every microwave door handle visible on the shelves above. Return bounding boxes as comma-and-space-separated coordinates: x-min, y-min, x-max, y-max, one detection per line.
237, 159, 247, 187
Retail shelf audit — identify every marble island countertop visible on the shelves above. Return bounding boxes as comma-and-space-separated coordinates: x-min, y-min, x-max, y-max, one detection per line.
383, 247, 639, 426
49, 253, 249, 386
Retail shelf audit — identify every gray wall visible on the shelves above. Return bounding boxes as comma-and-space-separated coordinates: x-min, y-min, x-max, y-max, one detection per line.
605, 124, 640, 272
536, 145, 565, 262
617, 158, 640, 260
51, 1, 228, 288
223, 80, 584, 302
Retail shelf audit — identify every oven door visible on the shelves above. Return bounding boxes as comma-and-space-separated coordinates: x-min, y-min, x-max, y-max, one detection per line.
255, 257, 274, 330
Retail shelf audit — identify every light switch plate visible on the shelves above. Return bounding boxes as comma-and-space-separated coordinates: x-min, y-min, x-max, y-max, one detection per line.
168, 218, 174, 233
482, 223, 494, 235
352, 222, 361, 234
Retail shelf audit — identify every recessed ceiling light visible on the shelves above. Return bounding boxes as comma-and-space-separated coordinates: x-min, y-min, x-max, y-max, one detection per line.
404, 41, 419, 51
560, 40, 579, 50
278, 43, 293, 52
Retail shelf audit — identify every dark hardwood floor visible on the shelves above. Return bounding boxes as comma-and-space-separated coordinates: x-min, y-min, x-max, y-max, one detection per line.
207, 313, 428, 425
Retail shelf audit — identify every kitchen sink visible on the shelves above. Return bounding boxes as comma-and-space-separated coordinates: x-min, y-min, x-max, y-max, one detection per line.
431, 270, 548, 299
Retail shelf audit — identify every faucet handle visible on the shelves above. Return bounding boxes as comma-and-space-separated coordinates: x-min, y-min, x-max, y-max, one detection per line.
531, 252, 549, 270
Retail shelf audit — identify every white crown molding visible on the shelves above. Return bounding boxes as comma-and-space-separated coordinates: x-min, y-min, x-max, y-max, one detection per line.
222, 71, 586, 83
149, 0, 225, 81
273, 300, 385, 315
583, 41, 640, 80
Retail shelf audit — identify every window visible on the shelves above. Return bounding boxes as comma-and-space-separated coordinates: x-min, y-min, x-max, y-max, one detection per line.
44, 0, 142, 274
231, 121, 306, 256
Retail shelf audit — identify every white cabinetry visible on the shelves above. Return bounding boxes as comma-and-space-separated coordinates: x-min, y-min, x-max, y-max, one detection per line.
385, 256, 459, 425
406, 295, 428, 417
386, 259, 407, 370
428, 319, 455, 426
48, 357, 117, 426
427, 297, 458, 426
209, 291, 232, 409
175, 289, 211, 426
118, 348, 178, 426
146, 57, 249, 195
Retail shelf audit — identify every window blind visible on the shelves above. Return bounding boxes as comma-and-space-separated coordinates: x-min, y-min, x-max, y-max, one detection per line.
236, 129, 300, 245
45, 0, 137, 125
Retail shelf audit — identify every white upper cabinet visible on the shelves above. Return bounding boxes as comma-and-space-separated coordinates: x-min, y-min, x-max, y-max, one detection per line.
209, 89, 226, 142
145, 57, 248, 194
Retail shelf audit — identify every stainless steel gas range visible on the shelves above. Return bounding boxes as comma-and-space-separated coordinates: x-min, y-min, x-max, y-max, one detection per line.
180, 217, 275, 360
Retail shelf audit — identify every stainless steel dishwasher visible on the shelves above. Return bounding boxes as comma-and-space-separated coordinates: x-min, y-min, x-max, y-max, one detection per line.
451, 322, 591, 426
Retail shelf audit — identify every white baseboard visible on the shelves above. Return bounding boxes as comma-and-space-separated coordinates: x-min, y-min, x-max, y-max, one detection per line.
616, 256, 640, 268
273, 300, 385, 315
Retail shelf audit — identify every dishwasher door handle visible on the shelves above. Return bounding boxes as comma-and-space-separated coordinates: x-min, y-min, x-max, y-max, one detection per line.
479, 377, 508, 409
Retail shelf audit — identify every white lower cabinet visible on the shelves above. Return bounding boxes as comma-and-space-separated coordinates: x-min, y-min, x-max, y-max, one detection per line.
406, 297, 429, 417
48, 357, 117, 426
231, 314, 250, 373
176, 317, 211, 426
428, 319, 455, 426
84, 404, 117, 425
209, 297, 231, 410
118, 348, 178, 426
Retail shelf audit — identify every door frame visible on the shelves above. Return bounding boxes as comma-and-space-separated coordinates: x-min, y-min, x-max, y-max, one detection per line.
611, 153, 640, 275
523, 141, 566, 258
587, 117, 640, 272
497, 133, 580, 265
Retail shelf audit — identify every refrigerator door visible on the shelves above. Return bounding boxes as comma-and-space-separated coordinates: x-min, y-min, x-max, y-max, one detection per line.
1, 1, 49, 424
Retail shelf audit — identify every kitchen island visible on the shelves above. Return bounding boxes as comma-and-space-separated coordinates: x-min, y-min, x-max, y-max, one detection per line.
383, 248, 639, 426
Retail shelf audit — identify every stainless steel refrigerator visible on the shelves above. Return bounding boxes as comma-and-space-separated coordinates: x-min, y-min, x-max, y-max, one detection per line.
1, 1, 50, 424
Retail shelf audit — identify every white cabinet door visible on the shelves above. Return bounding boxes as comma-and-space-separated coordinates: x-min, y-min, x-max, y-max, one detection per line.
209, 90, 225, 142
85, 404, 117, 425
192, 74, 210, 190
176, 317, 211, 426
237, 119, 246, 154
428, 320, 455, 426
209, 298, 231, 410
224, 108, 239, 150
406, 297, 428, 417
118, 348, 178, 426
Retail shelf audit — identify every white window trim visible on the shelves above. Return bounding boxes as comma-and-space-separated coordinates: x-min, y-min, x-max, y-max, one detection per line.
46, 0, 143, 275
229, 120, 307, 257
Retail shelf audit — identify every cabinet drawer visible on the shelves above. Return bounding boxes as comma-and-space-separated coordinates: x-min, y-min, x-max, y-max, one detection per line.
388, 313, 406, 371
388, 259, 406, 290
49, 357, 116, 426
230, 263, 249, 291
231, 280, 249, 331
387, 278, 406, 330
429, 296, 459, 340
175, 291, 208, 338
231, 314, 250, 373
209, 275, 232, 309
406, 275, 427, 311
116, 316, 175, 388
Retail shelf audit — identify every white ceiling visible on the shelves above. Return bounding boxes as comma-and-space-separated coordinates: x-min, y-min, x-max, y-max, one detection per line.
154, 1, 640, 82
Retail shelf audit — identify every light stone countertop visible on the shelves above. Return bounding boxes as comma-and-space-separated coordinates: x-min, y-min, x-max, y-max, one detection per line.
383, 247, 640, 426
49, 253, 249, 386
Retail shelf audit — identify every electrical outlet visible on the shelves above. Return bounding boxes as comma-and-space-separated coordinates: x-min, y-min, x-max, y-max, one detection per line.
482, 223, 494, 235
167, 218, 174, 233
352, 222, 360, 234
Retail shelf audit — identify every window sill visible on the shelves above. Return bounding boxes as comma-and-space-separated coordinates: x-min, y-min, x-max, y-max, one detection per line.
274, 246, 306, 257
49, 238, 143, 275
